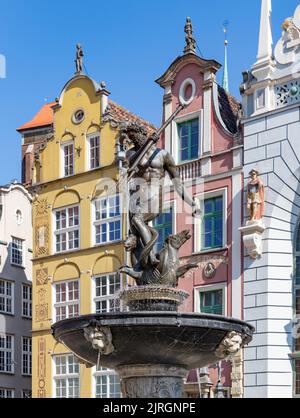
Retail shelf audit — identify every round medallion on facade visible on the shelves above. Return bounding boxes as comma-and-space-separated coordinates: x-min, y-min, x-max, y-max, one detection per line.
179, 78, 196, 106
204, 262, 216, 279
72, 108, 85, 124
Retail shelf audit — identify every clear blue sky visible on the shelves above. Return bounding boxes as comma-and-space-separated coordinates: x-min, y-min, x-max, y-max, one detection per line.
0, 0, 298, 185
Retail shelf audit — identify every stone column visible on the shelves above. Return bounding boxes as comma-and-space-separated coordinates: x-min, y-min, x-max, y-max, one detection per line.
117, 365, 188, 398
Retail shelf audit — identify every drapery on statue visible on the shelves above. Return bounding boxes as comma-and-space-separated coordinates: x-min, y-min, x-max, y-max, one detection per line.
75, 44, 84, 73
247, 169, 265, 221
184, 17, 197, 54
119, 122, 201, 287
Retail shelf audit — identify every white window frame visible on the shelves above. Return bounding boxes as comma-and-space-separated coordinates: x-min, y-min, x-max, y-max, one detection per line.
22, 337, 32, 377
0, 279, 14, 315
0, 388, 15, 398
93, 195, 122, 246
53, 280, 80, 323
61, 141, 74, 178
22, 284, 32, 319
87, 132, 100, 170
194, 188, 227, 254
93, 367, 121, 399
194, 283, 227, 316
172, 110, 203, 165
0, 334, 14, 374
10, 237, 24, 267
53, 205, 80, 254
53, 354, 80, 399
92, 273, 121, 314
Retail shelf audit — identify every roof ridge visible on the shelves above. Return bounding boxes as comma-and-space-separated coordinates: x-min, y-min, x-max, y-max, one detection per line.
108, 99, 157, 130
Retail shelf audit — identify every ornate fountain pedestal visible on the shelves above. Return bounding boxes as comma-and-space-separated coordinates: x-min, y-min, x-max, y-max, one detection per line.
52, 290, 254, 399
117, 364, 187, 398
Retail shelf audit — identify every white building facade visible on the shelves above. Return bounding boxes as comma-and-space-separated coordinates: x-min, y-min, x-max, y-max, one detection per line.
241, 0, 300, 398
0, 183, 32, 398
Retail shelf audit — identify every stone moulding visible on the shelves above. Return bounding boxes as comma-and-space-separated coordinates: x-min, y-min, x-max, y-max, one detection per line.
239, 220, 266, 260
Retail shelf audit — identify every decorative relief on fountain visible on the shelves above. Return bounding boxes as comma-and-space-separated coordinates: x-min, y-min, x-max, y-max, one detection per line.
118, 365, 187, 399
84, 326, 115, 355
240, 169, 266, 260
215, 331, 243, 360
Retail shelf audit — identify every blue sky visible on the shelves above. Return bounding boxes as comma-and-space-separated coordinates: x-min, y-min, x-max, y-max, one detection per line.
0, 0, 299, 185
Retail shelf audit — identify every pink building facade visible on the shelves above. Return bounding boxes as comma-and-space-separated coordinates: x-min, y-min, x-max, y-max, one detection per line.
155, 39, 244, 397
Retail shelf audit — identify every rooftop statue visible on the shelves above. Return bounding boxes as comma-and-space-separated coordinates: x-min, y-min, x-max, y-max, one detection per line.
75, 43, 84, 74
184, 17, 197, 54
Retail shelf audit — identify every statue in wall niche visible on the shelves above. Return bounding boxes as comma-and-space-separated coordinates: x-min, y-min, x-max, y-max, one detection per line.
75, 44, 84, 74
247, 169, 265, 222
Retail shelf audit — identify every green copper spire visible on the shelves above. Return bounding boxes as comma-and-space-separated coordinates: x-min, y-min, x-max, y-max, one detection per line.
222, 22, 229, 92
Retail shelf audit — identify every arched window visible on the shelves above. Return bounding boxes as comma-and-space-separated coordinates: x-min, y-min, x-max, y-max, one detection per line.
294, 224, 300, 396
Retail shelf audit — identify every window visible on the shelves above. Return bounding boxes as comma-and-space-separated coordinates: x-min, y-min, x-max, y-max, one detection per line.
22, 390, 32, 398
22, 337, 32, 376
54, 206, 80, 253
89, 134, 100, 169
0, 335, 14, 374
153, 206, 174, 252
178, 119, 199, 162
0, 280, 13, 315
22, 284, 32, 318
201, 196, 224, 250
94, 196, 121, 245
11, 237, 23, 266
63, 143, 74, 177
54, 354, 80, 398
200, 289, 224, 315
72, 109, 85, 124
55, 281, 80, 322
0, 389, 14, 398
256, 88, 265, 110
94, 367, 121, 398
94, 274, 120, 314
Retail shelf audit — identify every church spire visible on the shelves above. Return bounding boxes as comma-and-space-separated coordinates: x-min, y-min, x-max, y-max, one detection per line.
256, 0, 273, 63
222, 21, 229, 92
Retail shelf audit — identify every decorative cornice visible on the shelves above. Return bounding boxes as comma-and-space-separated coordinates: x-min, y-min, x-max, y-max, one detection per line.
156, 54, 221, 88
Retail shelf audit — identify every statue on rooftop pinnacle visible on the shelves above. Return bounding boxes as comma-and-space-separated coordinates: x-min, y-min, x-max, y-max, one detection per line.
118, 121, 201, 287
75, 44, 84, 74
184, 17, 197, 54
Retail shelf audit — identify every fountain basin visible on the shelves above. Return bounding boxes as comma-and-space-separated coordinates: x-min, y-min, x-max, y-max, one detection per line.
52, 312, 254, 370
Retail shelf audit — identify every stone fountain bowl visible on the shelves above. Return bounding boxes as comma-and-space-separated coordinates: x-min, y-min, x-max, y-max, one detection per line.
52, 312, 254, 371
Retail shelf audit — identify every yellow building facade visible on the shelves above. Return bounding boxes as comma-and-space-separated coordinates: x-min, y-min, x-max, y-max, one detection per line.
23, 73, 155, 398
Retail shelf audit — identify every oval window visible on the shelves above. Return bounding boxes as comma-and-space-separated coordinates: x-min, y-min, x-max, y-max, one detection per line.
72, 109, 85, 124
